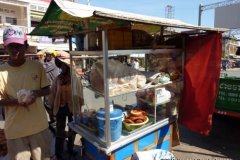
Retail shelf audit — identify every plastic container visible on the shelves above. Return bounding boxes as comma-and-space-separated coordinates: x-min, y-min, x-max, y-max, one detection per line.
96, 108, 122, 141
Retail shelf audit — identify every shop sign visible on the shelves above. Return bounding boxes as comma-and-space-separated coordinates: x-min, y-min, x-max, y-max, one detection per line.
216, 78, 240, 113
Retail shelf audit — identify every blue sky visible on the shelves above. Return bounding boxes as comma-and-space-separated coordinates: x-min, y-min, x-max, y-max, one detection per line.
77, 0, 221, 27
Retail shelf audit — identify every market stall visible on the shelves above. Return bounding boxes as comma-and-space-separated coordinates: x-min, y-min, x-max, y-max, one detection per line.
30, 0, 226, 159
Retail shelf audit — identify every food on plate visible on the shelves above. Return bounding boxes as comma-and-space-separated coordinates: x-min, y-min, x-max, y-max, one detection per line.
123, 110, 148, 124
123, 116, 149, 131
130, 110, 146, 116
123, 119, 135, 124
129, 115, 145, 122
135, 119, 144, 123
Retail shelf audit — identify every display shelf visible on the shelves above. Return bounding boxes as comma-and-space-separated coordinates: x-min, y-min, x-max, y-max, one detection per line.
69, 115, 177, 155
84, 80, 175, 98
138, 97, 171, 106
70, 48, 182, 56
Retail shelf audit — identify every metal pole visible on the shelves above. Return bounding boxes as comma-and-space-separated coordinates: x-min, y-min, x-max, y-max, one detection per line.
69, 35, 73, 51
68, 35, 75, 121
144, 54, 148, 72
182, 35, 186, 83
102, 30, 111, 147
198, 4, 202, 26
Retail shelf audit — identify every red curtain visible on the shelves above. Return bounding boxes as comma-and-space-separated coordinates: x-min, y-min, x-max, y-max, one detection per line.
179, 32, 222, 135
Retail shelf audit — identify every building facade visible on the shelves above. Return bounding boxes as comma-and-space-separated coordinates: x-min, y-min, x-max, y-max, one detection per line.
0, 0, 72, 53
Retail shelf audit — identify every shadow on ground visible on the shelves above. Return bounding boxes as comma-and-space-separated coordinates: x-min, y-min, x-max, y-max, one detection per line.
173, 114, 240, 159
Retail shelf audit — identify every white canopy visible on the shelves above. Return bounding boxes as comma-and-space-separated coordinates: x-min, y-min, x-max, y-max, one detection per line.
30, 0, 227, 36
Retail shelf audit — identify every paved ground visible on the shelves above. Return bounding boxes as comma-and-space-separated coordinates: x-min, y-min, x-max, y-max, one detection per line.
172, 114, 240, 159
0, 110, 82, 160
2, 113, 239, 160
66, 114, 240, 160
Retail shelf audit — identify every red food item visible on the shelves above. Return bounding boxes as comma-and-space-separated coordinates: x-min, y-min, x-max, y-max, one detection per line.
129, 115, 145, 121
140, 110, 147, 116
134, 119, 144, 123
124, 119, 135, 124
130, 110, 144, 116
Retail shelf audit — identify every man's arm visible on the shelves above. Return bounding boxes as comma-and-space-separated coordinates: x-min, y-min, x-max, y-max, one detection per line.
32, 86, 50, 98
0, 86, 50, 107
19, 86, 50, 107
0, 98, 19, 107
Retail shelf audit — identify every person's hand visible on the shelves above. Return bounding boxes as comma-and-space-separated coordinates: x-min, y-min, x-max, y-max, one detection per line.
26, 91, 37, 105
19, 102, 30, 111
18, 91, 37, 111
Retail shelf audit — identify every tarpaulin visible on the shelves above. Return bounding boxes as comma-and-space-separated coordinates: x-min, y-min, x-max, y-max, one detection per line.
179, 32, 222, 135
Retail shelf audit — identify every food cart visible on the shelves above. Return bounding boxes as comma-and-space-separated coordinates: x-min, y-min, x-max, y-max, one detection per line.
30, 0, 226, 159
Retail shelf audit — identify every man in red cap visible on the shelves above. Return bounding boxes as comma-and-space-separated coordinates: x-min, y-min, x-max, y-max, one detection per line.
0, 26, 52, 159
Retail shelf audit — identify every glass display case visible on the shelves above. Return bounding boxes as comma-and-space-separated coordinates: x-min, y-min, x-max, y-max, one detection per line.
68, 34, 183, 159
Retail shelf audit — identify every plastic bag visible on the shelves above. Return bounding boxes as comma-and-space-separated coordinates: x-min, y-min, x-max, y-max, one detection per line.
16, 89, 32, 104
131, 149, 175, 160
